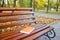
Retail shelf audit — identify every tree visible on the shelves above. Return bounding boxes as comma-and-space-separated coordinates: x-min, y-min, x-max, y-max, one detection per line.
1, 0, 5, 7
47, 0, 50, 13
56, 0, 59, 12
0, 0, 2, 7
30, 0, 32, 7
13, 0, 17, 7
7, 0, 10, 7
33, 0, 36, 11
50, 0, 56, 8
18, 0, 26, 7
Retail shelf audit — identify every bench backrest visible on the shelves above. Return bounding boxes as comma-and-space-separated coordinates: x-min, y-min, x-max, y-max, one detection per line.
0, 11, 36, 29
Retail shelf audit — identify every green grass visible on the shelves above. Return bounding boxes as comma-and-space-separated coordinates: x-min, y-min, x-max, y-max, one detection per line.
34, 10, 60, 15
47, 11, 60, 14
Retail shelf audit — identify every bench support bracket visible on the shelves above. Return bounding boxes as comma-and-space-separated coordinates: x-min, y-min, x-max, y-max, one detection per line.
44, 29, 56, 40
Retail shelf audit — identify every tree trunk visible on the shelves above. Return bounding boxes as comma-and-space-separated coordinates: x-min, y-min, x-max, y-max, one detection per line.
13, 0, 16, 7
19, 0, 24, 7
56, 0, 58, 11
47, 0, 50, 13
33, 0, 35, 11
7, 0, 10, 7
1, 0, 4, 7
30, 0, 32, 7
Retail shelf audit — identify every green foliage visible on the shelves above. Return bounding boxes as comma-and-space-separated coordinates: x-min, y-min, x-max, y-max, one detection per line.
35, 0, 47, 9
26, 0, 30, 7
8, 0, 14, 7
50, 0, 56, 8
0, 0, 2, 7
18, 0, 25, 7
0, 0, 60, 10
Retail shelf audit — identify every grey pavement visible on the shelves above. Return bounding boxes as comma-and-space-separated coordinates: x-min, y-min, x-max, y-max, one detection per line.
51, 20, 60, 40
35, 13, 60, 19
36, 20, 60, 40
35, 13, 60, 40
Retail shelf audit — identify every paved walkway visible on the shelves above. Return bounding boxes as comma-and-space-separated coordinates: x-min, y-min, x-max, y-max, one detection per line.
51, 20, 60, 40
36, 20, 60, 40
35, 13, 60, 40
35, 13, 60, 19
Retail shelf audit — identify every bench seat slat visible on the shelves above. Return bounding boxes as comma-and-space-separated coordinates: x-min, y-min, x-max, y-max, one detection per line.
22, 27, 53, 40
0, 16, 35, 23
0, 20, 36, 29
0, 24, 46, 37
1, 24, 49, 40
10, 26, 50, 40
0, 28, 22, 38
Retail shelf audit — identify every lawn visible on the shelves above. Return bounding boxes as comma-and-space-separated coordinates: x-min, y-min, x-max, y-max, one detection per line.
35, 9, 60, 15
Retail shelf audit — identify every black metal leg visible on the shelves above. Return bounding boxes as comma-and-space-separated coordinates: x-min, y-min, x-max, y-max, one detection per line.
44, 29, 56, 40
32, 13, 37, 24
47, 29, 56, 38
44, 34, 51, 40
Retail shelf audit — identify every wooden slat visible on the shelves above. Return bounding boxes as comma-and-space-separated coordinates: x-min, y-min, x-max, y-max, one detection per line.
0, 11, 34, 16
13, 11, 34, 15
0, 20, 36, 29
0, 13, 11, 16
12, 26, 50, 40
0, 8, 33, 11
0, 24, 49, 40
0, 24, 46, 38
15, 8, 33, 11
5, 24, 48, 40
22, 27, 53, 40
0, 28, 22, 38
0, 16, 35, 23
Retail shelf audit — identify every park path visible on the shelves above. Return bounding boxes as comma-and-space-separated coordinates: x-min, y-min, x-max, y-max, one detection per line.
35, 13, 60, 19
35, 13, 60, 40
51, 20, 60, 40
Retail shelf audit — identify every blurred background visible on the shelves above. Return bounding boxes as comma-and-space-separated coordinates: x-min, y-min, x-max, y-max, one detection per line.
0, 0, 60, 14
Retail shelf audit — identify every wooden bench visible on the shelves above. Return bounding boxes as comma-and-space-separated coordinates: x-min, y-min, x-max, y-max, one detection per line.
0, 8, 33, 13
0, 8, 56, 40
